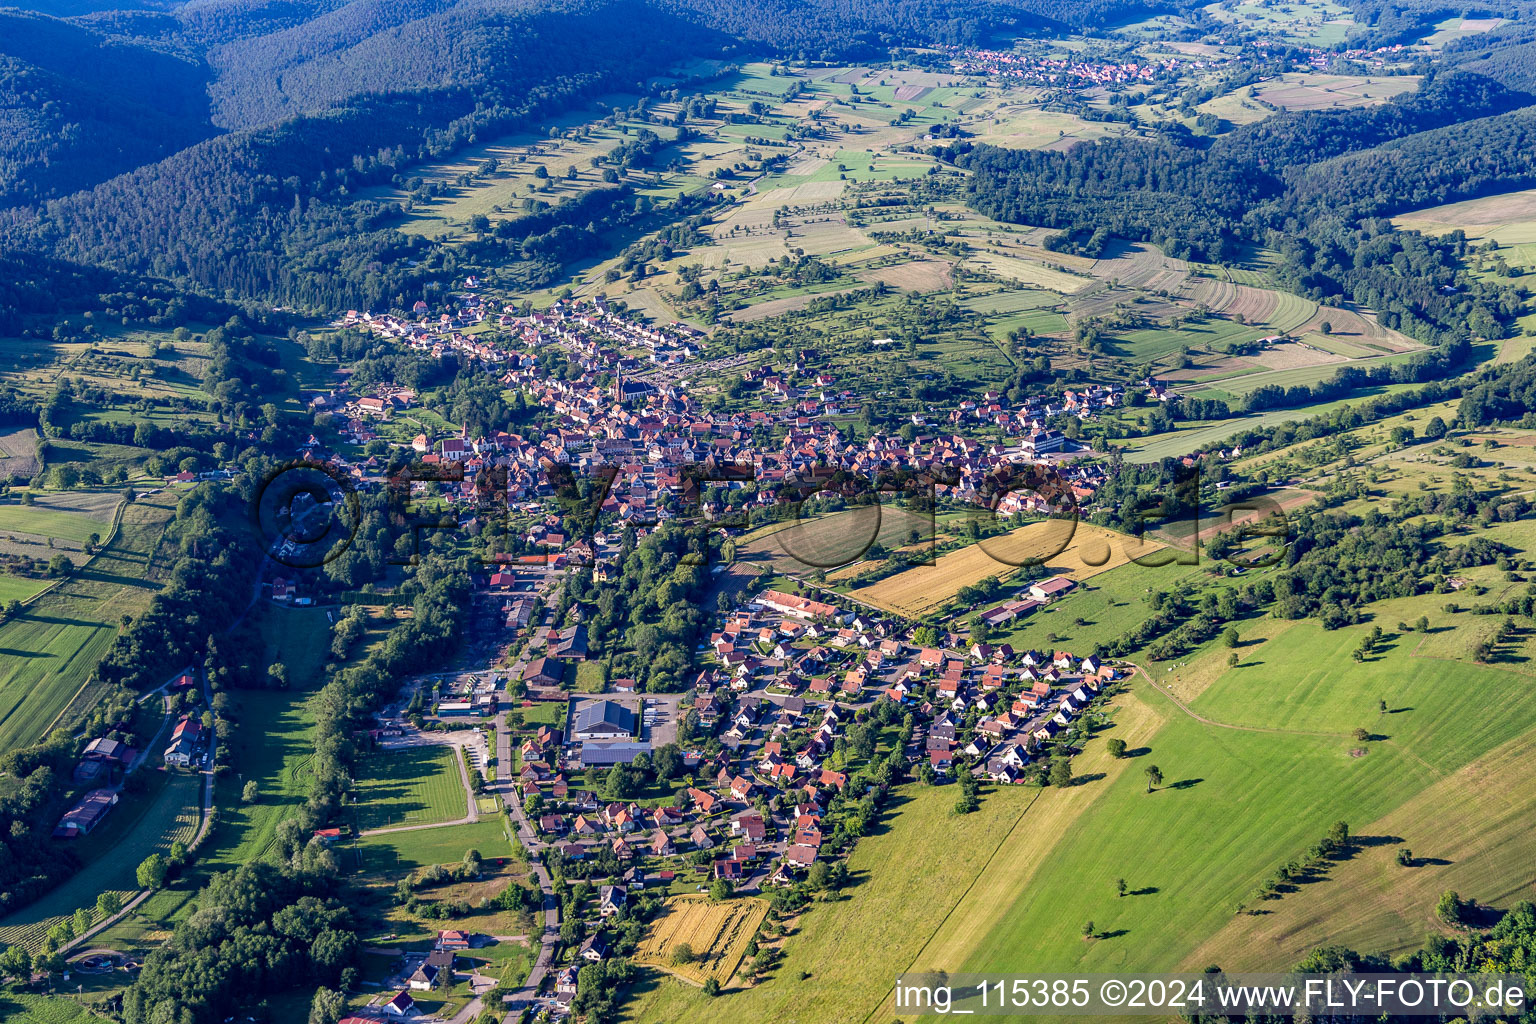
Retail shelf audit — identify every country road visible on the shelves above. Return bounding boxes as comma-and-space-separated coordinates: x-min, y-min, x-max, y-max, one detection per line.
493, 604, 563, 1011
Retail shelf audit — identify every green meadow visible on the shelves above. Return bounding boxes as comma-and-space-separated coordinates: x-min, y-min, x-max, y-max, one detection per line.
350, 744, 468, 833
0, 494, 171, 755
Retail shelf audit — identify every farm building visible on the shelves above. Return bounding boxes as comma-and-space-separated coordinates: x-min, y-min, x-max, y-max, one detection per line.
53, 789, 118, 838
436, 700, 485, 717
74, 737, 136, 783
756, 590, 840, 621
1028, 576, 1076, 602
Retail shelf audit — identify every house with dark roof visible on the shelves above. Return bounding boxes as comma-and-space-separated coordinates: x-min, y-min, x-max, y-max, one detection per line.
550, 623, 589, 660
579, 932, 610, 961
523, 656, 563, 689
53, 789, 118, 838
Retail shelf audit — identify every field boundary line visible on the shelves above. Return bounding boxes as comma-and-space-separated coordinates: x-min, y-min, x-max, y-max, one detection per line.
3, 490, 128, 616
1131, 664, 1347, 737
862, 786, 1044, 1024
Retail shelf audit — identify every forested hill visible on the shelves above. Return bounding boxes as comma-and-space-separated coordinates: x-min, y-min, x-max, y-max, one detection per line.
1278, 104, 1536, 224
196, 0, 733, 130
0, 0, 1147, 308
0, 10, 214, 206
0, 0, 1183, 204
647, 0, 1062, 59
1443, 19, 1536, 93
1210, 70, 1533, 175
953, 72, 1531, 262
0, 0, 727, 308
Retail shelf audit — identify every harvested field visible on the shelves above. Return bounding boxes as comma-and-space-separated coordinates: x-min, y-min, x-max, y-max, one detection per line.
1292, 304, 1420, 351
893, 85, 930, 101
1249, 73, 1420, 113
1393, 188, 1536, 242
791, 218, 870, 257
634, 895, 770, 987
725, 290, 859, 322
1179, 276, 1238, 310
1066, 285, 1183, 324
1221, 285, 1280, 325
855, 259, 953, 291
1246, 341, 1347, 370
738, 505, 935, 576
0, 427, 39, 481
1089, 241, 1188, 289
966, 253, 1093, 293
1262, 290, 1319, 334
857, 521, 1159, 617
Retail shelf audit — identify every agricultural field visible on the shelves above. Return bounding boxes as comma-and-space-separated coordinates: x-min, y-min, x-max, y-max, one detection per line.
965, 252, 1094, 294
0, 492, 172, 755
1394, 188, 1536, 269
985, 558, 1205, 654
1118, 380, 1423, 463
736, 504, 936, 576
633, 895, 770, 986
352, 818, 514, 877
0, 768, 202, 952
511, 61, 1149, 323
0, 490, 120, 559
197, 685, 318, 872
1418, 14, 1505, 48
350, 744, 469, 833
0, 426, 40, 481
0, 992, 109, 1024
1202, 73, 1418, 126
0, 328, 226, 443
857, 522, 1160, 617
1200, 0, 1356, 46
965, 103, 1130, 149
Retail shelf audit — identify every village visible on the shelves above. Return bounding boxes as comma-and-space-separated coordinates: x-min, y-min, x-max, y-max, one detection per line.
197, 269, 1235, 1020
318, 288, 1149, 533
332, 557, 1121, 1019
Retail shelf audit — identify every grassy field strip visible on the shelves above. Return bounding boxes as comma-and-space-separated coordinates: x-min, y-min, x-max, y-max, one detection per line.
1121, 382, 1423, 463
875, 691, 1166, 1020
0, 496, 170, 754
200, 690, 317, 872
950, 692, 1439, 979
1185, 722, 1536, 968
0, 770, 201, 951
354, 819, 515, 876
